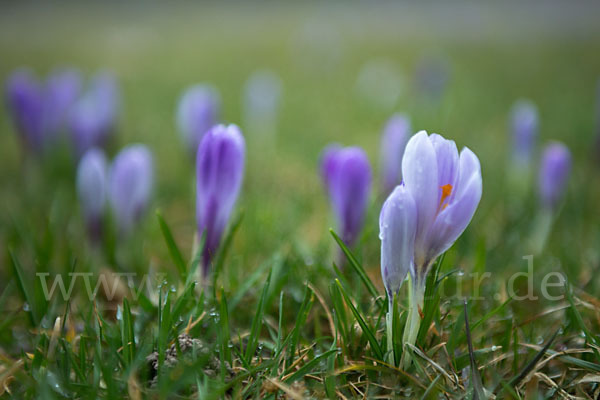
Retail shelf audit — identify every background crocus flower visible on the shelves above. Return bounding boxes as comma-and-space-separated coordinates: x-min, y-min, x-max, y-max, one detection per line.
414, 55, 450, 101
69, 72, 120, 157
44, 68, 82, 140
5, 69, 46, 153
76, 148, 108, 240
177, 84, 220, 154
242, 69, 282, 139
196, 124, 245, 276
5, 68, 82, 153
510, 99, 538, 167
538, 142, 571, 211
379, 184, 416, 299
320, 145, 372, 248
108, 144, 153, 235
380, 114, 410, 195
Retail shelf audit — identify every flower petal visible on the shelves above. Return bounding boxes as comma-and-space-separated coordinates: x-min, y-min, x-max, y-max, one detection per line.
380, 185, 416, 296
427, 147, 482, 259
401, 131, 439, 265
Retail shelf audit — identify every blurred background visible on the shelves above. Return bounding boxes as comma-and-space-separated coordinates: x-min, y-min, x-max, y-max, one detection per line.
1, 1, 599, 291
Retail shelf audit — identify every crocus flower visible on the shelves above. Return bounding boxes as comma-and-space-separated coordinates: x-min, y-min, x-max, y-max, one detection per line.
538, 142, 571, 211
108, 144, 153, 234
403, 131, 482, 280
510, 100, 538, 167
320, 145, 372, 247
242, 70, 282, 137
196, 124, 245, 276
414, 55, 450, 101
5, 69, 45, 152
69, 72, 120, 157
5, 68, 82, 153
76, 148, 108, 240
379, 184, 416, 299
391, 131, 482, 366
44, 68, 82, 139
380, 114, 410, 195
176, 84, 220, 154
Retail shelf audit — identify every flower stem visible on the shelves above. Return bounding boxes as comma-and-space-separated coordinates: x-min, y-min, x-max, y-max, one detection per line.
386, 296, 394, 365
401, 275, 425, 370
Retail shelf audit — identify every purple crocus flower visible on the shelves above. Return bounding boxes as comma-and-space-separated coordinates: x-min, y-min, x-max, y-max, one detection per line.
379, 184, 416, 298
69, 72, 120, 157
380, 114, 410, 195
5, 68, 81, 153
108, 144, 153, 234
76, 148, 108, 240
5, 69, 46, 152
538, 142, 571, 211
44, 68, 82, 139
177, 84, 220, 154
510, 100, 538, 166
402, 131, 482, 281
196, 124, 245, 275
320, 145, 372, 247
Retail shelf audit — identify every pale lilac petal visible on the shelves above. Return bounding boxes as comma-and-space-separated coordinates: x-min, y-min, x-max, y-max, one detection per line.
401, 131, 438, 265
427, 147, 482, 259
429, 133, 459, 190
380, 184, 416, 297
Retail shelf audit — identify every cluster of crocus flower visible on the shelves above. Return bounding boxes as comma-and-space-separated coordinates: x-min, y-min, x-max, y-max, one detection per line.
379, 131, 482, 366
379, 114, 410, 195
76, 144, 154, 239
196, 124, 246, 278
176, 84, 221, 155
5, 68, 120, 158
320, 145, 372, 249
5, 68, 81, 154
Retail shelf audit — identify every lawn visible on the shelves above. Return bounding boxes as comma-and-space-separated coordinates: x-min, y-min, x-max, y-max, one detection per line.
1, 2, 600, 398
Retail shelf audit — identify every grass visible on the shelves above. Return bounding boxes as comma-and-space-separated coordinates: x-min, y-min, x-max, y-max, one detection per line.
1, 2, 600, 398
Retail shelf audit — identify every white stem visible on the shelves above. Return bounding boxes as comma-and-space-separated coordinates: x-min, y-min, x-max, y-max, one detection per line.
386, 296, 394, 365
401, 275, 425, 369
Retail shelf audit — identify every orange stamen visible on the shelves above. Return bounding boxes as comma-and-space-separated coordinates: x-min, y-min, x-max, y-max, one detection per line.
439, 184, 453, 210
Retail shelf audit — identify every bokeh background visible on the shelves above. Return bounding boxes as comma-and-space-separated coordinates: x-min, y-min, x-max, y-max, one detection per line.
1, 0, 600, 309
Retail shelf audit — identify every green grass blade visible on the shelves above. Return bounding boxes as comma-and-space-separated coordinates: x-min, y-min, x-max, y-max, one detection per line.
212, 212, 244, 299
463, 300, 486, 400
335, 279, 383, 360
245, 268, 272, 361
9, 249, 39, 326
156, 210, 187, 281
330, 229, 383, 309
